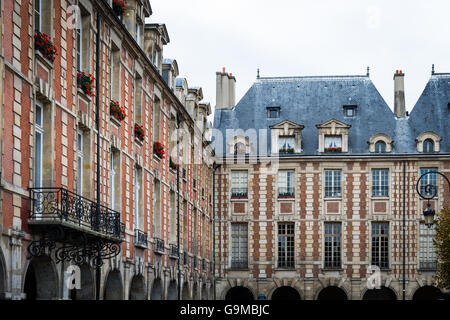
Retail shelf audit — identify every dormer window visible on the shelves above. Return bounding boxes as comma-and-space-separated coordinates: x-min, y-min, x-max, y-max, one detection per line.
270, 120, 304, 154
343, 105, 357, 117
375, 141, 386, 153
316, 119, 351, 153
324, 135, 342, 152
234, 142, 246, 155
369, 134, 392, 153
423, 139, 434, 153
416, 131, 441, 153
267, 107, 280, 119
278, 136, 295, 154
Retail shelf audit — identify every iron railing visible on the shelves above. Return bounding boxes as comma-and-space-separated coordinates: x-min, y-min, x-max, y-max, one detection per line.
231, 260, 248, 269
135, 229, 148, 247
169, 244, 179, 259
231, 187, 248, 198
419, 261, 437, 271
29, 187, 124, 240
278, 187, 295, 197
153, 237, 165, 254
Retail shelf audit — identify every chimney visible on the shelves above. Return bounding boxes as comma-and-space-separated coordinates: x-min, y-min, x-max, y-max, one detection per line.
215, 68, 236, 110
394, 70, 406, 118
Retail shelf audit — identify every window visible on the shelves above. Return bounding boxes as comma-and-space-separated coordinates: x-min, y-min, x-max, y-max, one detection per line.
135, 18, 141, 46
423, 139, 434, 153
324, 170, 341, 198
34, 0, 41, 32
324, 223, 341, 269
372, 169, 389, 197
267, 107, 280, 119
278, 223, 295, 269
231, 224, 248, 269
110, 45, 120, 101
343, 105, 357, 117
183, 200, 188, 249
153, 179, 161, 238
134, 75, 142, 124
278, 170, 294, 197
375, 141, 386, 153
77, 130, 83, 194
231, 171, 248, 198
234, 142, 246, 155
134, 167, 143, 230
110, 149, 120, 211
77, 7, 90, 72
278, 136, 294, 153
371, 223, 389, 269
35, 103, 43, 188
419, 223, 437, 270
420, 168, 437, 197
76, 19, 82, 71
169, 191, 177, 244
110, 152, 116, 209
324, 135, 342, 151
153, 97, 161, 141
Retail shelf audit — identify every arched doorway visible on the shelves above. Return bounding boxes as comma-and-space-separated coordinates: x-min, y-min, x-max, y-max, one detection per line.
317, 286, 348, 300
202, 284, 208, 300
192, 282, 199, 300
363, 286, 397, 300
271, 286, 301, 300
23, 256, 58, 300
413, 286, 442, 300
0, 249, 6, 299
150, 278, 163, 300
104, 269, 123, 300
182, 282, 190, 300
69, 264, 94, 300
129, 275, 146, 300
167, 280, 177, 300
225, 286, 254, 300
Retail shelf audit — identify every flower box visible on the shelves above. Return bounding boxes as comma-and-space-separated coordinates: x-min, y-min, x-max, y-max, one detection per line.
153, 141, 165, 159
110, 100, 126, 122
113, 0, 127, 16
324, 147, 342, 153
34, 32, 57, 63
279, 147, 294, 154
169, 157, 179, 171
134, 123, 145, 142
77, 72, 95, 97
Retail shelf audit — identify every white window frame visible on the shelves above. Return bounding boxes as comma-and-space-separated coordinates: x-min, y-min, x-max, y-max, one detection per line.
231, 171, 248, 198
324, 135, 342, 149
278, 136, 294, 152
231, 223, 248, 269
35, 102, 44, 188
324, 170, 341, 198
76, 19, 82, 71
278, 170, 295, 197
110, 152, 116, 210
77, 130, 84, 194
372, 169, 389, 197
419, 223, 437, 270
34, 0, 41, 32
134, 167, 140, 230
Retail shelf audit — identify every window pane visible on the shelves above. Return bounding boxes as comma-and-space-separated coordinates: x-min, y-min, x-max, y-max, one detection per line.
35, 132, 42, 188
278, 137, 294, 151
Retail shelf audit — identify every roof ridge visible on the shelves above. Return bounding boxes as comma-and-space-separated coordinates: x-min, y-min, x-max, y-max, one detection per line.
258, 75, 370, 81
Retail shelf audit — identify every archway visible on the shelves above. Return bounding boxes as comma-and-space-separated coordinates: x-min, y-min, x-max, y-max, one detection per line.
363, 286, 397, 300
0, 248, 6, 299
202, 284, 208, 300
69, 264, 94, 300
129, 275, 146, 300
182, 282, 190, 300
104, 269, 123, 300
271, 286, 301, 300
150, 278, 163, 300
167, 280, 177, 300
225, 286, 254, 300
317, 286, 348, 300
23, 256, 58, 300
192, 282, 199, 300
413, 286, 442, 300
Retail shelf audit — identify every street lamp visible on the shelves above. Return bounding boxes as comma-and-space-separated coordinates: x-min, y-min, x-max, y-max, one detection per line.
423, 202, 436, 228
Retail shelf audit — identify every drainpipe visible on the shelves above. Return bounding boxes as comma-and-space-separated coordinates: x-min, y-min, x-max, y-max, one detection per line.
402, 160, 406, 300
176, 113, 181, 299
95, 11, 102, 301
212, 162, 221, 300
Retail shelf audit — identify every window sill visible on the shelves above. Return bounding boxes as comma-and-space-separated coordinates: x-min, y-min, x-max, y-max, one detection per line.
231, 197, 248, 201
134, 243, 148, 249
110, 115, 122, 127
321, 267, 343, 271
274, 267, 296, 271
278, 196, 295, 200
77, 87, 92, 102
371, 196, 389, 200
228, 268, 250, 271
324, 197, 342, 200
135, 137, 144, 146
35, 50, 54, 69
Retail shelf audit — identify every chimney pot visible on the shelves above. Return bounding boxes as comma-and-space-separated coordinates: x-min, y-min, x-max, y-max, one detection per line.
230, 73, 232, 76
222, 67, 226, 73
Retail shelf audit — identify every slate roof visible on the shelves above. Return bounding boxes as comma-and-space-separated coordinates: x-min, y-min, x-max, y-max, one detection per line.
212, 73, 450, 157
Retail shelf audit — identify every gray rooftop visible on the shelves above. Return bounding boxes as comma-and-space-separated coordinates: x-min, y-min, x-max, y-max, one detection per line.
213, 73, 450, 157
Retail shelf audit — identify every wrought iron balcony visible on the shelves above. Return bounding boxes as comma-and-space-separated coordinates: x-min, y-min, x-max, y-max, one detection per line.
29, 187, 124, 241
231, 187, 248, 198
135, 229, 148, 248
278, 187, 295, 198
231, 260, 248, 269
419, 261, 437, 271
169, 244, 179, 259
153, 237, 165, 255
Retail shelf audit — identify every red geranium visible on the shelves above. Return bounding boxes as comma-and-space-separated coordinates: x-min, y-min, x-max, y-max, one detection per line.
135, 123, 145, 141
110, 100, 126, 121
112, 0, 127, 16
34, 32, 57, 62
153, 141, 165, 159
77, 72, 95, 97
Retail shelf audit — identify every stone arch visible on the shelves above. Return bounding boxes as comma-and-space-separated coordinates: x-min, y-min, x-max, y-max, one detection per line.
182, 281, 190, 300
225, 286, 255, 300
104, 269, 123, 300
23, 256, 59, 300
0, 247, 6, 298
416, 131, 441, 153
316, 286, 348, 300
150, 277, 163, 300
270, 286, 301, 300
202, 283, 208, 300
362, 286, 397, 300
129, 274, 146, 300
167, 280, 178, 300
412, 285, 442, 300
368, 133, 393, 153
69, 264, 95, 300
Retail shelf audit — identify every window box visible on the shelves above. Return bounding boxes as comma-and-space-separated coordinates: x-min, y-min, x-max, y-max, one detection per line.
110, 115, 121, 127
110, 100, 126, 122
231, 188, 248, 199
77, 72, 95, 97
134, 123, 145, 142
34, 32, 57, 63
324, 147, 342, 153
112, 0, 127, 16
169, 157, 178, 171
279, 147, 294, 154
153, 141, 165, 159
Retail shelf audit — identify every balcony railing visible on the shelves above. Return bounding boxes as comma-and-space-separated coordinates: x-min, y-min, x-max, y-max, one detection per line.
153, 237, 165, 254
135, 229, 148, 248
419, 261, 437, 271
169, 244, 179, 259
231, 188, 248, 198
231, 260, 248, 269
29, 187, 124, 240
278, 187, 295, 197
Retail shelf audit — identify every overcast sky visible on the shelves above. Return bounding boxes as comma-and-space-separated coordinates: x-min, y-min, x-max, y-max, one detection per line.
147, 0, 450, 121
